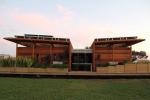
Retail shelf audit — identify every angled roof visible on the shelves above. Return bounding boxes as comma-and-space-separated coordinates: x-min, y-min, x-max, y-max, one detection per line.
4, 34, 145, 48
92, 36, 145, 47
4, 34, 71, 47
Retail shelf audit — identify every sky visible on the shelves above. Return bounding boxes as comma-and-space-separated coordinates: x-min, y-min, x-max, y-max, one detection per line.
0, 0, 150, 58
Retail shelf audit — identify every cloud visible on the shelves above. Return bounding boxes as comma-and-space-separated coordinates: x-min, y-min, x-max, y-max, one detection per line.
0, 4, 150, 57
0, 17, 3, 26
0, 0, 5, 6
56, 4, 75, 21
12, 10, 59, 32
0, 38, 16, 56
10, 4, 76, 33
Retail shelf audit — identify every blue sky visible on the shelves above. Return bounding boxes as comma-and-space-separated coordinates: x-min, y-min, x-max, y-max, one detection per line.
0, 0, 150, 58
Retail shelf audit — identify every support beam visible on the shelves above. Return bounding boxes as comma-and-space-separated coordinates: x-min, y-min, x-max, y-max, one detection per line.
15, 43, 18, 68
112, 44, 114, 62
130, 46, 132, 62
92, 43, 96, 72
68, 44, 72, 72
16, 43, 18, 57
49, 44, 52, 64
32, 43, 35, 59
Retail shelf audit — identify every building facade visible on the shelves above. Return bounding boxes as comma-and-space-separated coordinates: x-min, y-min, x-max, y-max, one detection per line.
4, 34, 145, 72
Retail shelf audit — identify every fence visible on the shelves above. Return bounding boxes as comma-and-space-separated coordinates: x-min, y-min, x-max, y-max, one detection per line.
0, 67, 67, 73
0, 64, 150, 74
97, 63, 150, 73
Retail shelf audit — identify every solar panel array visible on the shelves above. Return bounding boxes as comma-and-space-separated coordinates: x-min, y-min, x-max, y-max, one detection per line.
14, 34, 69, 41
95, 36, 137, 42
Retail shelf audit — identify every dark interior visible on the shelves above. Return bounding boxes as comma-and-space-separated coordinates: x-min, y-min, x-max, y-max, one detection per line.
71, 53, 92, 71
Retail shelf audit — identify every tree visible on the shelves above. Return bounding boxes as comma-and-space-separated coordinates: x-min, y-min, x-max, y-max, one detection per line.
132, 51, 148, 61
85, 46, 90, 49
139, 51, 146, 57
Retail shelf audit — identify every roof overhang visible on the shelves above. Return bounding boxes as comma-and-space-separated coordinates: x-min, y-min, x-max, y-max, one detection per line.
4, 37, 71, 47
91, 36, 145, 47
94, 39, 145, 46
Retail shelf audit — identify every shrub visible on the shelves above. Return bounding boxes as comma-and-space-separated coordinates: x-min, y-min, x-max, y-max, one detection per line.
26, 58, 34, 67
0, 57, 66, 68
16, 57, 34, 67
32, 62, 47, 68
96, 63, 109, 67
0, 57, 34, 67
0, 57, 15, 67
50, 64, 67, 68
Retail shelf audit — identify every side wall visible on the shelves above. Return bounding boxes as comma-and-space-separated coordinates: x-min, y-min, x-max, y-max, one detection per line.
94, 47, 132, 65
17, 47, 67, 56
17, 47, 69, 64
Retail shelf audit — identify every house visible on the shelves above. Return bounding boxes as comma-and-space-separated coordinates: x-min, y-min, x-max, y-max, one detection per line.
4, 34, 145, 72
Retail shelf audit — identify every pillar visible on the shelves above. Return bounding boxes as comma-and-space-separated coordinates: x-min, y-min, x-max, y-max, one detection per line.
15, 43, 18, 68
112, 44, 114, 62
32, 43, 35, 59
92, 43, 96, 72
16, 43, 18, 57
49, 44, 52, 64
68, 44, 72, 72
130, 46, 132, 62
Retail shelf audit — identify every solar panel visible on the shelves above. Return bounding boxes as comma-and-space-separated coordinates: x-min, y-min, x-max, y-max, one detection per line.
96, 36, 137, 42
14, 34, 69, 42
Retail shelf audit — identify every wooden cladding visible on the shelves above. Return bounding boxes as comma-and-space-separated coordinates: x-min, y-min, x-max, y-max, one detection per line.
94, 47, 131, 63
17, 47, 67, 55
95, 47, 130, 50
97, 64, 150, 73
95, 50, 131, 54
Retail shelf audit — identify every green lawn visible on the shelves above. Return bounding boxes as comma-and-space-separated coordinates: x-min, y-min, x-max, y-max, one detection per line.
0, 78, 150, 100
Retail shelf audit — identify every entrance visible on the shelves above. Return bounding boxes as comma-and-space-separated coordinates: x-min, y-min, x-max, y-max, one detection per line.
71, 49, 92, 71
72, 63, 92, 71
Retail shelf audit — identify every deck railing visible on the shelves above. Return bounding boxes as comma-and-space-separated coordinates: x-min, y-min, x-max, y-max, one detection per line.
0, 63, 149, 74
97, 63, 150, 73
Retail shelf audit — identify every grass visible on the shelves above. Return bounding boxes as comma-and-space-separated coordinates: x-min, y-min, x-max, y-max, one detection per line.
0, 78, 150, 100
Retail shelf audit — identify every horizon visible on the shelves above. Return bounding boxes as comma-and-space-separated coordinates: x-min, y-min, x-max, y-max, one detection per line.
0, 0, 150, 58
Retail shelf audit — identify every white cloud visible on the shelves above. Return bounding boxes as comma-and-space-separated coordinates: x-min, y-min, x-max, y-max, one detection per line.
0, 38, 16, 56
0, 17, 3, 27
56, 4, 75, 21
7, 4, 76, 34
0, 4, 150, 57
13, 11, 58, 32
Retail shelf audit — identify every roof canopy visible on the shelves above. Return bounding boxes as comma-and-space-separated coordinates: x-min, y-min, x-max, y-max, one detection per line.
4, 34, 71, 47
4, 34, 145, 48
92, 36, 145, 47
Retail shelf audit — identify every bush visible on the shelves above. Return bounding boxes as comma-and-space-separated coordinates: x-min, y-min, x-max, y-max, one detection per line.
0, 57, 15, 67
118, 60, 128, 65
50, 64, 67, 68
0, 57, 67, 68
0, 57, 34, 67
32, 62, 48, 68
16, 57, 33, 67
96, 63, 109, 67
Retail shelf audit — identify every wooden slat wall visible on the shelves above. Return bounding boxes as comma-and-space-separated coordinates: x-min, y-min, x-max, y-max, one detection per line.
97, 64, 150, 73
95, 47, 131, 63
17, 47, 67, 56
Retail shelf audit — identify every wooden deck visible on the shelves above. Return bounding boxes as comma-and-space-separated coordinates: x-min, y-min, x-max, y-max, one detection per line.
0, 64, 150, 78
0, 71, 150, 79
